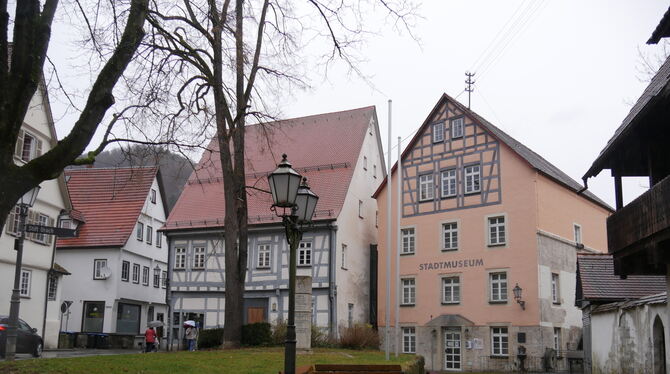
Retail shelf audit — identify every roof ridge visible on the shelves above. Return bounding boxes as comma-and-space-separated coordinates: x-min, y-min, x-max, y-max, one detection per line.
66, 165, 158, 172
245, 106, 375, 128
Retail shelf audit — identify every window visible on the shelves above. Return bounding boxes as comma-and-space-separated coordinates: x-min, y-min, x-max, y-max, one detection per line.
464, 164, 481, 194
488, 216, 506, 246
5, 206, 21, 235
574, 224, 582, 245
402, 327, 416, 353
298, 241, 312, 266
60, 219, 72, 229
375, 211, 378, 228
153, 268, 160, 288
150, 189, 157, 204
401, 228, 415, 255
341, 244, 347, 270
132, 263, 140, 284
490, 272, 508, 302
117, 303, 140, 334
451, 117, 464, 139
348, 303, 354, 327
358, 200, 363, 218
175, 247, 186, 269
33, 213, 51, 244
136, 222, 144, 241
442, 276, 460, 304
419, 174, 434, 201
401, 278, 416, 305
491, 327, 509, 356
47, 275, 58, 301
441, 169, 457, 197
142, 266, 149, 286
161, 271, 167, 288
442, 222, 458, 251
193, 246, 206, 269
363, 156, 368, 170
551, 273, 560, 304
156, 232, 162, 248
432, 122, 444, 142
20, 269, 31, 297
373, 164, 377, 178
14, 130, 42, 162
121, 261, 130, 282
146, 226, 153, 245
553, 327, 561, 351
257, 244, 271, 269
93, 259, 107, 280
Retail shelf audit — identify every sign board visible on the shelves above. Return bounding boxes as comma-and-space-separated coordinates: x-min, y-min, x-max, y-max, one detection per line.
25, 224, 77, 238
473, 338, 484, 350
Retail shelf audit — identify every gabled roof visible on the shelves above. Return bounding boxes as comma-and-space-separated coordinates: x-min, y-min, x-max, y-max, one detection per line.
373, 93, 611, 211
591, 292, 666, 314
583, 56, 670, 180
57, 166, 159, 248
164, 106, 379, 231
648, 6, 670, 44
576, 254, 666, 303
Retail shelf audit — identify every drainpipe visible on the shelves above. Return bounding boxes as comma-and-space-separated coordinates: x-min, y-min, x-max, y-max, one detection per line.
328, 224, 338, 338
41, 210, 66, 345
164, 231, 172, 351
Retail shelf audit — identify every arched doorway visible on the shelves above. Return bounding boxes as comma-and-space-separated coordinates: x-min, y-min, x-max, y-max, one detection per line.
653, 315, 666, 374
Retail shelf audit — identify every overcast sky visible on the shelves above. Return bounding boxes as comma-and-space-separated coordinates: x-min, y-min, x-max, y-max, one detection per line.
275, 0, 669, 208
47, 1, 669, 208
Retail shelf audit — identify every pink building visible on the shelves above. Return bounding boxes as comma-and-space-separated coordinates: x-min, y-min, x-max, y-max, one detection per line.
374, 94, 611, 372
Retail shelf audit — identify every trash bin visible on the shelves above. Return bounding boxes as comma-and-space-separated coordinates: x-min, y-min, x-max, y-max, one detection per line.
95, 334, 110, 349
86, 333, 96, 348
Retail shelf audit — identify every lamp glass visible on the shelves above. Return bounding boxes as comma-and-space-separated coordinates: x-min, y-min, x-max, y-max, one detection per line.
268, 155, 302, 207
20, 186, 41, 207
513, 283, 522, 300
295, 181, 319, 222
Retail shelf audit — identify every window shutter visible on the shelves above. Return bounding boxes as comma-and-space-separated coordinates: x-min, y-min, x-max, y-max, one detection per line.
35, 138, 43, 158
5, 207, 16, 234
14, 130, 24, 159
46, 217, 55, 245
28, 210, 37, 240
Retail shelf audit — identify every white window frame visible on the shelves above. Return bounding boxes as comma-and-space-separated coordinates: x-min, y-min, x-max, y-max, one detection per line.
174, 247, 186, 269
419, 174, 434, 201
464, 164, 481, 194
402, 327, 416, 353
574, 223, 582, 245
358, 200, 364, 218
551, 273, 560, 304
146, 226, 153, 245
553, 327, 561, 351
15, 129, 42, 163
401, 278, 416, 305
142, 266, 150, 286
489, 272, 508, 302
442, 222, 458, 251
193, 246, 206, 269
153, 268, 160, 288
451, 117, 464, 139
341, 244, 347, 270
442, 276, 460, 304
93, 259, 107, 280
401, 227, 416, 255
156, 232, 162, 248
257, 244, 271, 269
20, 269, 31, 297
121, 261, 130, 282
34, 213, 50, 244
298, 241, 312, 266
150, 189, 157, 204
47, 274, 58, 301
441, 169, 457, 198
132, 263, 140, 284
491, 327, 509, 356
432, 122, 445, 143
161, 271, 168, 288
487, 215, 506, 246
136, 222, 144, 241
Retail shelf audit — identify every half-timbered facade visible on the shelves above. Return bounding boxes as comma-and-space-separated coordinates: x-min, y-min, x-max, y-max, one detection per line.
375, 94, 612, 372
163, 107, 385, 346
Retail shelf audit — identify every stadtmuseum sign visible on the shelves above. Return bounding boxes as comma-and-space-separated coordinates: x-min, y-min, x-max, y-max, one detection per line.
419, 258, 484, 271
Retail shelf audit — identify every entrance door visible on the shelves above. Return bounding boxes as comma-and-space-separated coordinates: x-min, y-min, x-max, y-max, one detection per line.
444, 328, 462, 371
247, 307, 265, 324
653, 316, 666, 374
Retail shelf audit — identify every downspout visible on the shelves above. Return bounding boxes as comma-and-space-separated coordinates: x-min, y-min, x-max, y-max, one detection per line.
165, 230, 172, 351
41, 210, 65, 344
328, 224, 338, 338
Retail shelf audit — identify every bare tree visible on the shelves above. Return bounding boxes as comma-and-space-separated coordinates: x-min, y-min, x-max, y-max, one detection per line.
0, 0, 149, 231
144, 0, 417, 348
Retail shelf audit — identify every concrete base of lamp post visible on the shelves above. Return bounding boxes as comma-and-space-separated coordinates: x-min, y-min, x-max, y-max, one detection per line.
295, 275, 312, 350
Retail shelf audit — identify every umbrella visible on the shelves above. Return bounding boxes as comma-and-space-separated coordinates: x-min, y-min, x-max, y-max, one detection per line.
184, 320, 196, 327
147, 320, 164, 328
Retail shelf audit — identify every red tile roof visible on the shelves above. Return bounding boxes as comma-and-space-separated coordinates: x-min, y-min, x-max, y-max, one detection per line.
576, 254, 666, 303
164, 106, 376, 231
57, 167, 158, 248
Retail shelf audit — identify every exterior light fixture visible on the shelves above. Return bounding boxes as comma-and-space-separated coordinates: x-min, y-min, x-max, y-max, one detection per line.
268, 154, 302, 209
19, 186, 41, 207
294, 178, 319, 223
513, 283, 526, 310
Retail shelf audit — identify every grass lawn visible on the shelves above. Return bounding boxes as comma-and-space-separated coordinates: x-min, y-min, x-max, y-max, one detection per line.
0, 348, 417, 374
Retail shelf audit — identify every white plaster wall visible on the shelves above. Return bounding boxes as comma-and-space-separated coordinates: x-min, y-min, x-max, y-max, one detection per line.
335, 115, 384, 330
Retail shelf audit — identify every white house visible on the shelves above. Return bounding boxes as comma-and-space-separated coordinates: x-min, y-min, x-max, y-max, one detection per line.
56, 166, 169, 345
1, 82, 72, 350
162, 106, 385, 344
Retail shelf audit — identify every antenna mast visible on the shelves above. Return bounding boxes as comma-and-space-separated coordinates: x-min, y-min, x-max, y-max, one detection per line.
465, 71, 475, 109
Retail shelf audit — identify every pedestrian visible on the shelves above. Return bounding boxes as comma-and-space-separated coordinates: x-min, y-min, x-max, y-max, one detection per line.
144, 326, 157, 353
185, 324, 198, 351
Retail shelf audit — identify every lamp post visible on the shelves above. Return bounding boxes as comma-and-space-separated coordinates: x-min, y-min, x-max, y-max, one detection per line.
268, 155, 318, 374
5, 186, 40, 361
513, 283, 526, 310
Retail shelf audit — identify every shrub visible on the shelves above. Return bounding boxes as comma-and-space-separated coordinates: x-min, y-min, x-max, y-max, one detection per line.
242, 322, 272, 346
197, 327, 224, 349
338, 324, 380, 350
311, 325, 335, 348
271, 320, 287, 346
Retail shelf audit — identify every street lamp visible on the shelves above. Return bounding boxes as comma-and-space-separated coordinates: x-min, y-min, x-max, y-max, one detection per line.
513, 283, 526, 310
5, 186, 40, 361
268, 155, 319, 374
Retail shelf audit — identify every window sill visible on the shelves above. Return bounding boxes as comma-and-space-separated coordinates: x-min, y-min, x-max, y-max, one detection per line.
400, 252, 415, 256
553, 301, 562, 306
341, 267, 348, 271
441, 248, 458, 252
192, 267, 205, 270
489, 300, 508, 305
441, 302, 460, 305
121, 279, 129, 283
400, 304, 415, 307
20, 295, 30, 299
464, 191, 481, 196
487, 243, 506, 248
419, 198, 434, 203
490, 355, 509, 359
297, 264, 312, 268
440, 195, 457, 200
173, 268, 185, 272
256, 267, 271, 270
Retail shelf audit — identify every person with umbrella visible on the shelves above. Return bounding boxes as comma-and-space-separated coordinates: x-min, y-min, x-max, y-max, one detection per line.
184, 320, 198, 351
144, 325, 157, 353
